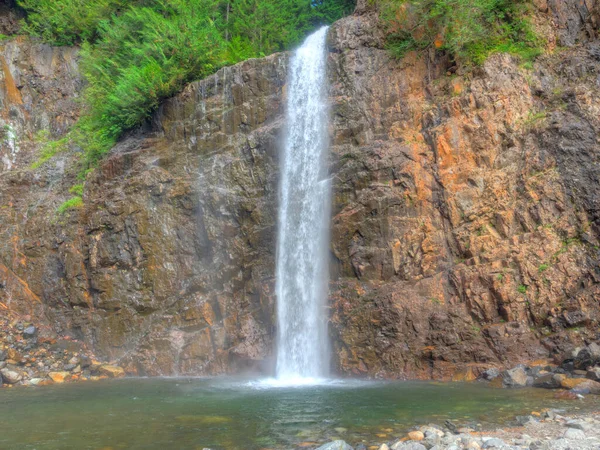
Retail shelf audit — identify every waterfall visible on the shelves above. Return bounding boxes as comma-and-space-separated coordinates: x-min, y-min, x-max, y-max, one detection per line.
275, 26, 331, 382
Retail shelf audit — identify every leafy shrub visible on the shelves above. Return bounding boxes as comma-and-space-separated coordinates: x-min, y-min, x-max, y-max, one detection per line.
20, 0, 357, 171
18, 0, 130, 45
75, 0, 228, 167
379, 0, 541, 65
57, 196, 84, 214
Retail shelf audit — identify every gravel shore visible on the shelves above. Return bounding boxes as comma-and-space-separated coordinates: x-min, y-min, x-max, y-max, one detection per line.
316, 410, 600, 450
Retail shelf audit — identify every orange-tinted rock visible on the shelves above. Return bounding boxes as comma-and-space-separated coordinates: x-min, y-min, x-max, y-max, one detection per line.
98, 365, 125, 378
407, 431, 424, 441
1, 3, 600, 381
452, 367, 477, 382
48, 372, 70, 383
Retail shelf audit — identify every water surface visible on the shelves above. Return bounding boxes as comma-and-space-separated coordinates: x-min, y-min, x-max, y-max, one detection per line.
1, 378, 598, 449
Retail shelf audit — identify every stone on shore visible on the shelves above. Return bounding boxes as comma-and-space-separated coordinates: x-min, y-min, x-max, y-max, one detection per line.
563, 428, 586, 439
0, 367, 22, 384
48, 371, 71, 383
501, 366, 527, 387
98, 364, 125, 378
315, 440, 353, 450
391, 443, 427, 450
407, 430, 424, 441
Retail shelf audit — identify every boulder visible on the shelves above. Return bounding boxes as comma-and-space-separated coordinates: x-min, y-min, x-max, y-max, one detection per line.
98, 364, 125, 378
586, 366, 600, 381
481, 368, 500, 381
48, 371, 71, 383
563, 428, 586, 439
533, 373, 561, 389
0, 367, 22, 384
569, 379, 600, 394
501, 366, 528, 387
407, 431, 424, 441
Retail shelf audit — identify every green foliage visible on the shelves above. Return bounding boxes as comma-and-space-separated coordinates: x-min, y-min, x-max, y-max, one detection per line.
538, 263, 549, 273
76, 0, 227, 166
20, 0, 357, 169
69, 183, 84, 196
31, 129, 69, 169
312, 0, 356, 23
517, 284, 527, 294
57, 196, 84, 214
379, 0, 541, 65
18, 0, 131, 45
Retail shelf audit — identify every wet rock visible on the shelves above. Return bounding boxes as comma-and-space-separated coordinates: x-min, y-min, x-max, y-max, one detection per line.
501, 366, 528, 387
315, 440, 353, 450
98, 364, 125, 378
533, 373, 561, 389
481, 368, 500, 381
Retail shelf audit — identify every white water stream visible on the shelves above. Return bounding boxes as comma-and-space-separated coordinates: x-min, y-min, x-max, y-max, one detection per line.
274, 26, 331, 384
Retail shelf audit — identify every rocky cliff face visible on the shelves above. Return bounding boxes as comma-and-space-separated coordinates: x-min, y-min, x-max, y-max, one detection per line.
1, 1, 600, 379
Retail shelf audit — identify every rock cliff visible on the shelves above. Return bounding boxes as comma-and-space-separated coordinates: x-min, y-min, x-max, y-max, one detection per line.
1, 1, 600, 379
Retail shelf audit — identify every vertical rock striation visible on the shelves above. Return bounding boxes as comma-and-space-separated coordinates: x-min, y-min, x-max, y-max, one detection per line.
1, 2, 600, 378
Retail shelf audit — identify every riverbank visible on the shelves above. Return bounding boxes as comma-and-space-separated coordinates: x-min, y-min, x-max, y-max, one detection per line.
0, 314, 125, 387
317, 410, 600, 450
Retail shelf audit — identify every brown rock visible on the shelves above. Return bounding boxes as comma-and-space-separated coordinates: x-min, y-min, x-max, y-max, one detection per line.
452, 367, 476, 382
407, 431, 424, 441
98, 365, 125, 378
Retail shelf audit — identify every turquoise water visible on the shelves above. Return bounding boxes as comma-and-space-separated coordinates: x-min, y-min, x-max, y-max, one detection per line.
0, 378, 598, 449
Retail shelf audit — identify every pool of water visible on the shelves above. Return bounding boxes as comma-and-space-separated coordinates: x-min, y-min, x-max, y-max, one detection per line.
1, 377, 598, 449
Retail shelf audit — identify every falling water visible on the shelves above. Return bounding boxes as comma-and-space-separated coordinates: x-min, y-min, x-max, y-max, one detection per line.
275, 26, 331, 383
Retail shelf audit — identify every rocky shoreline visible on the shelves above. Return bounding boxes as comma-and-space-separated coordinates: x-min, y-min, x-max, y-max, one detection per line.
0, 315, 125, 387
316, 410, 600, 450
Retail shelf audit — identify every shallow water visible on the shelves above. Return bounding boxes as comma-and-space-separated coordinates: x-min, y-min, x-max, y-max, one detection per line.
1, 377, 599, 449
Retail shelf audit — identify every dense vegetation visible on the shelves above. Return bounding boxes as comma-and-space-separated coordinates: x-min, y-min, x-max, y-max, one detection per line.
19, 0, 540, 183
379, 0, 540, 65
18, 0, 355, 170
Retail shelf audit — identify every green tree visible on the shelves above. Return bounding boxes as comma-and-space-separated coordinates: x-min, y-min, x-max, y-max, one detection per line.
312, 0, 356, 24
